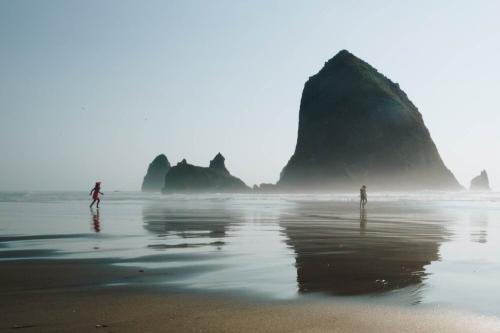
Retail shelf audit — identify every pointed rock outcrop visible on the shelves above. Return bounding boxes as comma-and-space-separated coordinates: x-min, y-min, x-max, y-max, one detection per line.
470, 170, 491, 191
209, 152, 229, 175
163, 154, 249, 192
278, 50, 461, 191
142, 154, 171, 192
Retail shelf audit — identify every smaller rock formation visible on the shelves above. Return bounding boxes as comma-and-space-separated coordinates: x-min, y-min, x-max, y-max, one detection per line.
253, 183, 279, 192
163, 153, 249, 192
142, 154, 171, 192
470, 170, 491, 191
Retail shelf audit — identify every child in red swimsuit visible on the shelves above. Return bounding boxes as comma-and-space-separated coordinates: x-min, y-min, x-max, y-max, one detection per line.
89, 182, 104, 208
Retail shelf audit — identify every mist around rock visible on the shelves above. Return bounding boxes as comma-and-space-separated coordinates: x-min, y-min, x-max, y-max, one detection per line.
141, 50, 488, 193
279, 50, 461, 191
470, 170, 491, 191
141, 154, 170, 192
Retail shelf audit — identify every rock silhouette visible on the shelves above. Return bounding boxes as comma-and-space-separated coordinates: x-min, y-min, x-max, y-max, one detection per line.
142, 154, 171, 192
209, 153, 229, 175
163, 153, 249, 192
278, 50, 461, 191
470, 170, 491, 191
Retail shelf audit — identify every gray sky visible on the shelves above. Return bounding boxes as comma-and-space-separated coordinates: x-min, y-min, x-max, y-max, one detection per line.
1, 0, 500, 191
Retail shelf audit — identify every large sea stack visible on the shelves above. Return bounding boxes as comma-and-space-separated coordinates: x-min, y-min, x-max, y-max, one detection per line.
278, 50, 461, 191
163, 153, 250, 192
142, 154, 171, 192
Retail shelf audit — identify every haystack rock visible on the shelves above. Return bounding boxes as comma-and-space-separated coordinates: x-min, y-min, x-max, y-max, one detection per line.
278, 50, 462, 191
163, 153, 250, 192
470, 170, 491, 191
142, 154, 171, 192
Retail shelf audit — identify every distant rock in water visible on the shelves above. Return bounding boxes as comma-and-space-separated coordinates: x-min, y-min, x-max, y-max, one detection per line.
253, 183, 278, 192
142, 154, 171, 192
278, 49, 462, 191
163, 153, 249, 192
470, 170, 491, 191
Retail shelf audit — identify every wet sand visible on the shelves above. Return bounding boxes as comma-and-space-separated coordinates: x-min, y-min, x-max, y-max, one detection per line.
2, 260, 500, 332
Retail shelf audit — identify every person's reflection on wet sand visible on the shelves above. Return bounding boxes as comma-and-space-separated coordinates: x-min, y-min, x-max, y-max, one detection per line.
360, 208, 367, 235
90, 208, 100, 233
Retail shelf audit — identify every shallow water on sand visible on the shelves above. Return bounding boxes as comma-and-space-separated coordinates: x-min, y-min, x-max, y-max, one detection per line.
1, 191, 500, 315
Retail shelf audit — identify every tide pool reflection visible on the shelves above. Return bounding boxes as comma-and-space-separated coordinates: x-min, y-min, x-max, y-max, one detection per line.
280, 201, 446, 297
142, 203, 242, 250
139, 199, 448, 300
140, 200, 297, 298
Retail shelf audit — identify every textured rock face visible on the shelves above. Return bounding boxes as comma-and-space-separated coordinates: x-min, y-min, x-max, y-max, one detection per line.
278, 50, 461, 191
163, 154, 249, 192
142, 154, 171, 192
470, 170, 491, 191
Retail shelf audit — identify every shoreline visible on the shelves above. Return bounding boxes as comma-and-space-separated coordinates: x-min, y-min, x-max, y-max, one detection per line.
2, 260, 500, 332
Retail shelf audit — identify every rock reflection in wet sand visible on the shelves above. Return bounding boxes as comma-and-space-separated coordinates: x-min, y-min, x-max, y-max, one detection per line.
280, 201, 447, 297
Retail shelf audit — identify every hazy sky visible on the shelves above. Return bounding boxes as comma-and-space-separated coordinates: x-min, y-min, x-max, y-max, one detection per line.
1, 0, 500, 191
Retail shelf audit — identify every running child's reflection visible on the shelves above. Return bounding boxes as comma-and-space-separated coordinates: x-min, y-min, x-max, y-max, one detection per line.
90, 208, 101, 233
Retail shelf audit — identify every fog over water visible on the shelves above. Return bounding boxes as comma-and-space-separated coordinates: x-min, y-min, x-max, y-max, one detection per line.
1, 1, 500, 191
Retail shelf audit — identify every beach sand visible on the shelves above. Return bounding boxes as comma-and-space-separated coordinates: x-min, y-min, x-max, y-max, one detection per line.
2, 260, 500, 333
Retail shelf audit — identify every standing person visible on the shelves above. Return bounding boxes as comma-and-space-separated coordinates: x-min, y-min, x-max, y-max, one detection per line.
90, 182, 104, 208
360, 185, 367, 208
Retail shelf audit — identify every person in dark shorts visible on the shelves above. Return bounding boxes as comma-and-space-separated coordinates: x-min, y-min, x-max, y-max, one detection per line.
360, 185, 367, 208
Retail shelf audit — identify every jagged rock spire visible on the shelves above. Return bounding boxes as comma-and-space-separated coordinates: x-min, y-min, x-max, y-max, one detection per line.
209, 152, 229, 174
